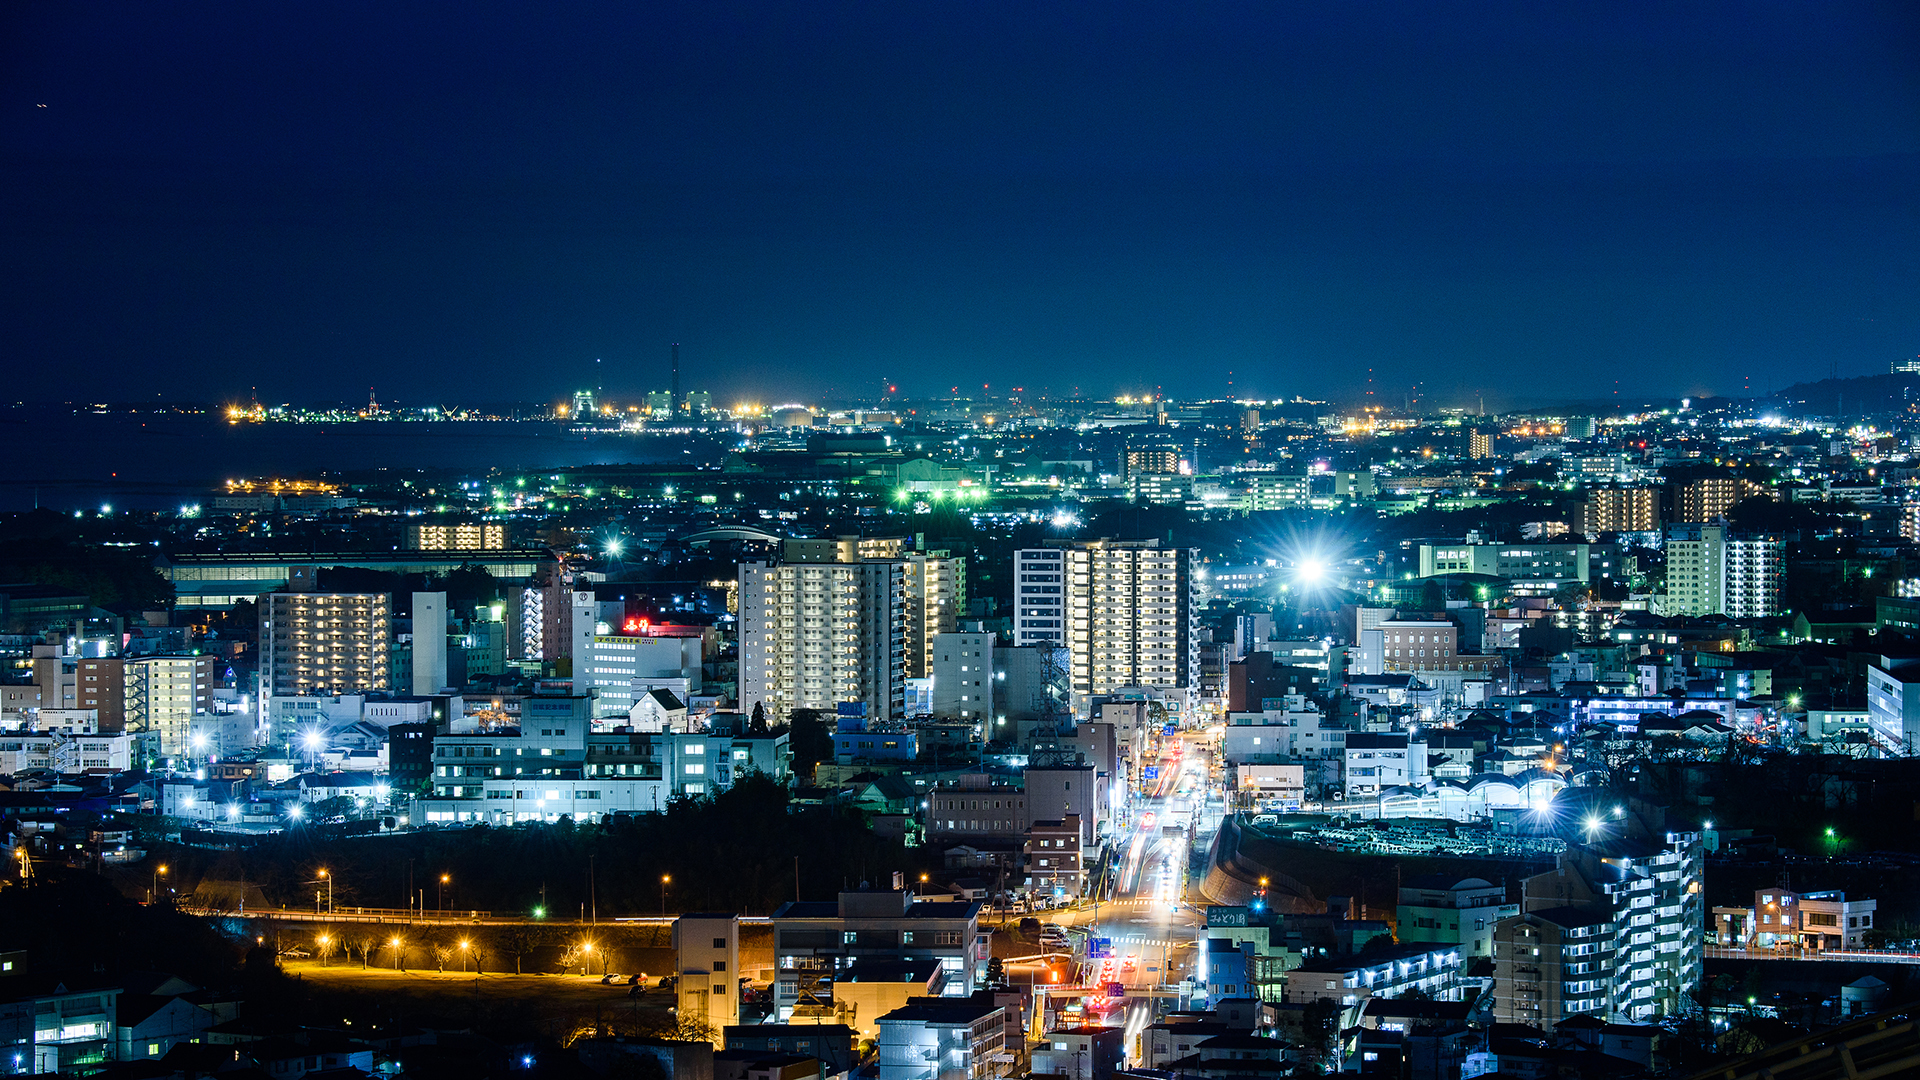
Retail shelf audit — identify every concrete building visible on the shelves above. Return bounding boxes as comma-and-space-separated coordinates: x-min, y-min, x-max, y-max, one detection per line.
1417, 543, 1588, 594
1674, 476, 1765, 524
1019, 540, 1199, 719
1343, 732, 1427, 801
260, 588, 392, 702
75, 657, 125, 731
1867, 660, 1920, 753
1377, 617, 1496, 677
1012, 549, 1066, 648
1024, 815, 1083, 900
1491, 906, 1617, 1027
675, 913, 742, 1038
1750, 888, 1878, 951
770, 891, 984, 1022
576, 630, 704, 718
932, 631, 995, 722
124, 654, 218, 757
1507, 832, 1705, 1023
1573, 487, 1661, 537
738, 560, 907, 722
1396, 875, 1518, 961
406, 520, 508, 550
411, 591, 448, 697
874, 999, 1008, 1080
1661, 524, 1782, 618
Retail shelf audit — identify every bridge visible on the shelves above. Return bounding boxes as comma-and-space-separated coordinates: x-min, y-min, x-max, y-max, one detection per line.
183, 907, 770, 927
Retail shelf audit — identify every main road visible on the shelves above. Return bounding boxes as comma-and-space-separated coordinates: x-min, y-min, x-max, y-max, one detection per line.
1045, 729, 1223, 1060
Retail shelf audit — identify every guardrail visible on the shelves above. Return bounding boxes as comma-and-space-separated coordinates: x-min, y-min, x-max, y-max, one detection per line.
1705, 945, 1920, 966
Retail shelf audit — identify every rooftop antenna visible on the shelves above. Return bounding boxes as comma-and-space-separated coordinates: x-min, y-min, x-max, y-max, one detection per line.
671, 343, 681, 421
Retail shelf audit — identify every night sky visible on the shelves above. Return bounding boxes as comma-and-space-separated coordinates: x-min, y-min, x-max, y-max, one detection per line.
4, 1, 1917, 407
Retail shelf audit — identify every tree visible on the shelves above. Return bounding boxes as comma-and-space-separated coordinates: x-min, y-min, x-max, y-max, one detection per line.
786, 709, 833, 779
748, 701, 769, 735
352, 930, 379, 969
499, 923, 546, 974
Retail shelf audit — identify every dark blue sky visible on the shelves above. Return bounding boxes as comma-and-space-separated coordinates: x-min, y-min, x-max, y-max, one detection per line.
4, 1, 1917, 406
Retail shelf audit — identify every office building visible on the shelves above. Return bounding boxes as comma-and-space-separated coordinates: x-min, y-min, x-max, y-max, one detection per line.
1417, 543, 1589, 594
1396, 876, 1519, 960
1246, 473, 1310, 511
1572, 487, 1660, 537
1376, 617, 1497, 676
575, 629, 704, 718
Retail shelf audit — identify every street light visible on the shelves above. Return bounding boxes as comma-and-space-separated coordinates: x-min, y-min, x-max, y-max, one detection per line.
317, 933, 330, 967
661, 874, 671, 916
439, 873, 450, 913
152, 863, 168, 904
390, 936, 404, 971
459, 939, 470, 973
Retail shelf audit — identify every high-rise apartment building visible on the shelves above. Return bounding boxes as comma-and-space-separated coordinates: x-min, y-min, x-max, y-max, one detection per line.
1496, 831, 1704, 1024
774, 539, 961, 680
1013, 549, 1066, 647
1572, 487, 1660, 537
1662, 524, 1782, 618
1123, 447, 1183, 478
405, 521, 507, 550
1673, 476, 1764, 523
260, 591, 392, 705
1467, 431, 1494, 460
125, 654, 218, 757
1018, 539, 1198, 717
737, 560, 906, 721
901, 554, 964, 680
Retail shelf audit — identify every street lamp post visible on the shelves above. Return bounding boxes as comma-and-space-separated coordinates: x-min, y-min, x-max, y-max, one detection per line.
313, 869, 333, 914
660, 874, 671, 916
390, 937, 404, 971
439, 873, 449, 914
152, 863, 168, 904
317, 933, 330, 967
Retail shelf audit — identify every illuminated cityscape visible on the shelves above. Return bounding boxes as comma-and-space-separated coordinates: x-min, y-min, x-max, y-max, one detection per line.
3, 2, 1919, 1078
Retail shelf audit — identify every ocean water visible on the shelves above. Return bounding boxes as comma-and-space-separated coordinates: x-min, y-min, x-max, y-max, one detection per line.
0, 410, 718, 512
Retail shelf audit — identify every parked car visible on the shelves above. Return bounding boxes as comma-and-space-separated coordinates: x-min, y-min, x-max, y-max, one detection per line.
1018, 917, 1041, 932
658, 975, 678, 989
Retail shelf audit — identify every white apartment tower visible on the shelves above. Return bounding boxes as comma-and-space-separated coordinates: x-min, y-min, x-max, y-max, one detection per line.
124, 654, 218, 758
1013, 549, 1066, 646
1662, 524, 1782, 618
738, 560, 907, 721
1019, 539, 1199, 717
